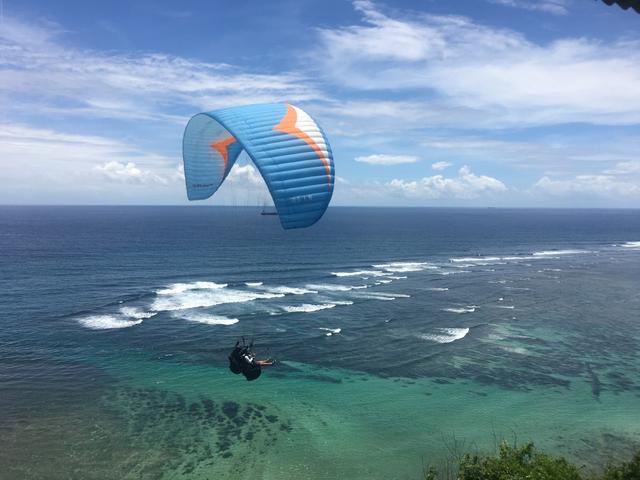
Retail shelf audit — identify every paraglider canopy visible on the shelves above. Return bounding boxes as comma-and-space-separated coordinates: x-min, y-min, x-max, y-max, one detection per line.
182, 103, 335, 230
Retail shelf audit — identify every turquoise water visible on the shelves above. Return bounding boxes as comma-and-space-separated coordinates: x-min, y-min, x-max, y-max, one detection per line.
1, 207, 640, 479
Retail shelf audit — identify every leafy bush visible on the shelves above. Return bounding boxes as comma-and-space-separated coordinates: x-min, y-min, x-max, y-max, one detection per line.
601, 450, 640, 480
457, 442, 583, 480
423, 441, 640, 480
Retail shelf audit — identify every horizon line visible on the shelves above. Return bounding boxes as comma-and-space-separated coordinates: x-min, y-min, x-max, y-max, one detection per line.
1, 204, 639, 211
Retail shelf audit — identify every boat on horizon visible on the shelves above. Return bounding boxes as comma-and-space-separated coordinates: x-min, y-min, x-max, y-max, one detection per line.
260, 201, 278, 216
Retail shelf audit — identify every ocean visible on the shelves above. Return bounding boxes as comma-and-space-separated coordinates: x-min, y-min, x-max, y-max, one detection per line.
1, 206, 639, 479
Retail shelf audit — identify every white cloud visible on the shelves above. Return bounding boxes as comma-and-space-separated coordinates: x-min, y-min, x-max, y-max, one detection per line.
533, 160, 640, 199
387, 166, 507, 199
0, 16, 324, 124
487, 0, 569, 15
316, 1, 640, 126
431, 161, 452, 171
355, 154, 419, 165
419, 134, 640, 182
0, 123, 155, 165
224, 163, 266, 188
207, 161, 271, 206
603, 160, 640, 175
534, 175, 640, 198
0, 123, 182, 202
95, 161, 170, 185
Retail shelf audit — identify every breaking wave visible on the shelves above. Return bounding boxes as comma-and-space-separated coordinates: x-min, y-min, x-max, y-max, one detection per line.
179, 312, 239, 326
331, 270, 389, 277
119, 307, 156, 319
443, 306, 476, 314
151, 288, 284, 311
156, 281, 227, 295
421, 327, 469, 344
260, 286, 317, 295
282, 303, 337, 313
78, 315, 143, 330
319, 327, 342, 336
78, 306, 155, 330
373, 262, 437, 273
532, 249, 592, 256
306, 283, 367, 292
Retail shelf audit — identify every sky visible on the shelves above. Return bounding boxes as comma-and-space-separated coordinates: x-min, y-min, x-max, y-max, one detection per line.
1, 0, 639, 207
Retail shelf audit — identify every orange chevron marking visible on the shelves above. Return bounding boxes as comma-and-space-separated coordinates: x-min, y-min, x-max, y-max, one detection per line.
210, 136, 236, 173
274, 105, 332, 187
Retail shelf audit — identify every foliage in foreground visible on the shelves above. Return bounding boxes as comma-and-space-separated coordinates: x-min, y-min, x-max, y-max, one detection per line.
424, 442, 640, 480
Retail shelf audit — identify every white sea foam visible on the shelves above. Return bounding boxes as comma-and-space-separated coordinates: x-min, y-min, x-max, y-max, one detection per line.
156, 281, 227, 295
245, 282, 263, 287
427, 287, 449, 291
378, 279, 393, 284
532, 249, 592, 256
369, 292, 410, 298
79, 315, 143, 330
450, 251, 591, 264
331, 270, 389, 277
373, 262, 437, 273
319, 327, 342, 336
283, 303, 337, 313
421, 327, 469, 344
306, 283, 363, 292
261, 286, 317, 295
180, 312, 239, 326
443, 306, 476, 314
355, 291, 409, 301
362, 295, 396, 301
151, 289, 284, 311
439, 270, 471, 275
496, 305, 515, 309
450, 256, 502, 264
387, 275, 408, 280
119, 307, 156, 319
621, 241, 640, 249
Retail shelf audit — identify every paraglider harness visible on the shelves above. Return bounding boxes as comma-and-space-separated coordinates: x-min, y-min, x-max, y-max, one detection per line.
228, 338, 262, 381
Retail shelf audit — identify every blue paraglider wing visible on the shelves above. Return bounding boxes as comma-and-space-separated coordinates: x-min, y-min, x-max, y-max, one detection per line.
182, 103, 334, 229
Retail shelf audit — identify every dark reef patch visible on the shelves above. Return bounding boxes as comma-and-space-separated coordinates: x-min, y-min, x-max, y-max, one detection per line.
301, 373, 343, 384
84, 386, 293, 478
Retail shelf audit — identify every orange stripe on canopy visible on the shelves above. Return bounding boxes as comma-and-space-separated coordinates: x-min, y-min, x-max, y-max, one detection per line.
210, 136, 236, 173
274, 105, 332, 187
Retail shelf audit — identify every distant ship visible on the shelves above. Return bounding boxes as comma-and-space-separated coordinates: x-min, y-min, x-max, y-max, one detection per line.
260, 201, 278, 216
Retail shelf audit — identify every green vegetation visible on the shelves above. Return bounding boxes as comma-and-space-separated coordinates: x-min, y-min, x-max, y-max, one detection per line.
424, 442, 640, 480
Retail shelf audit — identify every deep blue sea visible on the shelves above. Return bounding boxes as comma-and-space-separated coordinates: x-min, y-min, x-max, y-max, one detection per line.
1, 206, 640, 479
